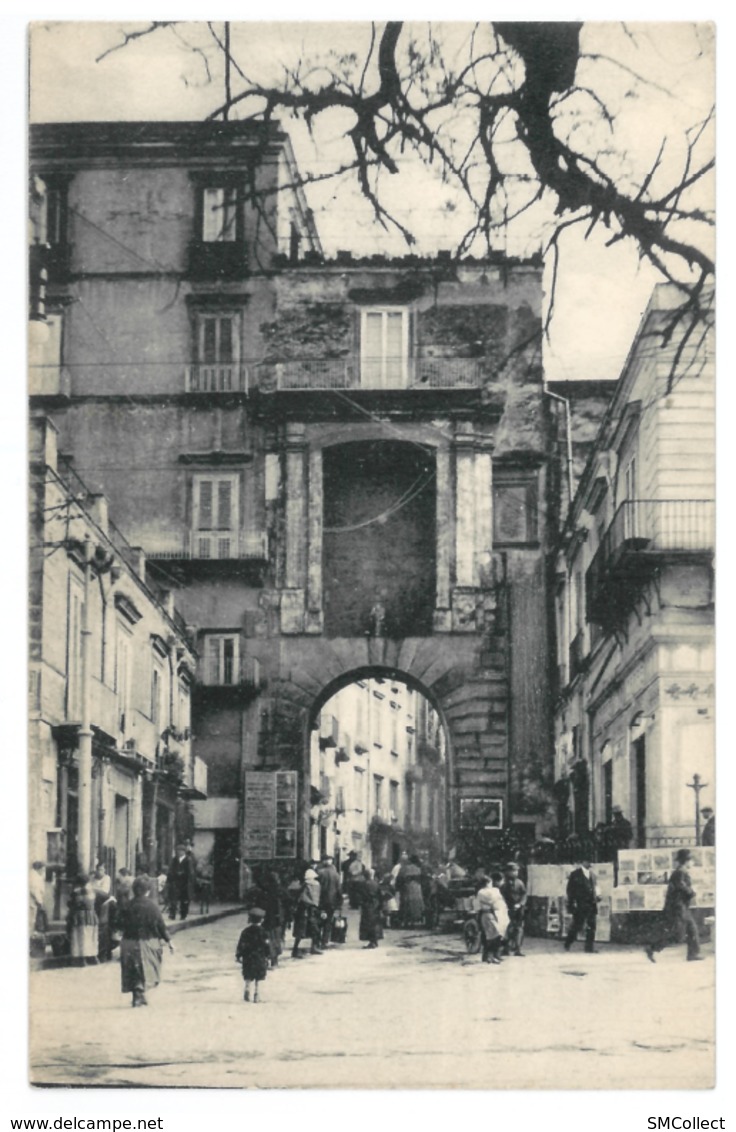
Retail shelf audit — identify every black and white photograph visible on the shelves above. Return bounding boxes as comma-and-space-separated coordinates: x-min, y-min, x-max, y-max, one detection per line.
16, 13, 719, 1103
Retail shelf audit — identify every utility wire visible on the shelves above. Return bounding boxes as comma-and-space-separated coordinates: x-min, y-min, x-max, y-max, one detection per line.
323, 468, 435, 534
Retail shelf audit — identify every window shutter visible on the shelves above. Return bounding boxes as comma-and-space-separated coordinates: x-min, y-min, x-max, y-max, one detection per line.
216, 480, 232, 530
198, 480, 214, 530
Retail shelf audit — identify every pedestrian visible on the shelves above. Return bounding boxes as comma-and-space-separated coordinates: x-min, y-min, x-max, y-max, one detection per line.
91, 867, 116, 963
564, 860, 600, 953
501, 862, 527, 956
91, 862, 111, 896
119, 875, 175, 1007
358, 868, 384, 949
645, 848, 703, 963
292, 862, 322, 958
476, 872, 509, 964
700, 807, 715, 847
397, 854, 425, 927
346, 851, 366, 909
251, 865, 285, 967
317, 854, 343, 948
30, 861, 47, 937
235, 908, 271, 1002
610, 805, 633, 851
167, 843, 196, 920
66, 873, 99, 966
115, 867, 134, 911
195, 857, 214, 914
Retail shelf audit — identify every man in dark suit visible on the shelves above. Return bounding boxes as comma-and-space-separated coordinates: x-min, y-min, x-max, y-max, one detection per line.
700, 807, 715, 847
167, 843, 197, 920
564, 861, 600, 953
645, 848, 702, 962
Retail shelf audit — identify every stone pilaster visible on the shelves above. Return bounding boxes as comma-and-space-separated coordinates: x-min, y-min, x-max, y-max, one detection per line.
305, 447, 324, 633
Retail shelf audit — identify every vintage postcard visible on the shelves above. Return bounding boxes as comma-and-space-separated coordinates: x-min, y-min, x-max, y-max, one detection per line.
26, 19, 714, 1094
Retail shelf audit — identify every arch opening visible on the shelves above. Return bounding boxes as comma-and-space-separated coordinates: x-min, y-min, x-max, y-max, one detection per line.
307, 667, 450, 874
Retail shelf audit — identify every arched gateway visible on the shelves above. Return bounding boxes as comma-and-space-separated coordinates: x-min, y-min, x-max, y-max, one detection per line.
259, 622, 510, 860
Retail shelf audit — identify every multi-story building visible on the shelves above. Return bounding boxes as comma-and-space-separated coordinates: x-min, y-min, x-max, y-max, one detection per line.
309, 679, 446, 869
29, 413, 202, 920
29, 119, 578, 892
553, 285, 714, 847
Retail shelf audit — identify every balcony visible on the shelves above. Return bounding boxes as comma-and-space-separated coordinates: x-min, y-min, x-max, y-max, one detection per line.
254, 355, 487, 392
586, 499, 714, 628
185, 364, 248, 394
143, 530, 268, 561
199, 655, 261, 690
142, 529, 268, 584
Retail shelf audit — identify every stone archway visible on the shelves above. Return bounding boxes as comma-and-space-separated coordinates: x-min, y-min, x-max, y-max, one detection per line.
260, 630, 509, 860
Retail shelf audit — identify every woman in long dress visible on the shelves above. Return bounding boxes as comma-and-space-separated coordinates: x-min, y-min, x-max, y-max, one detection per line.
476, 872, 510, 964
67, 873, 99, 966
119, 876, 175, 1007
358, 869, 384, 949
398, 855, 425, 927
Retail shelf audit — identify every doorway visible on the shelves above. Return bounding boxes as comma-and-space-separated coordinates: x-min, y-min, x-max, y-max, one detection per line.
114, 794, 130, 872
633, 735, 647, 847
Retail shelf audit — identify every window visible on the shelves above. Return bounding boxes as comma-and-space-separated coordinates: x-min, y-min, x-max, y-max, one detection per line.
151, 660, 166, 729
391, 707, 400, 754
203, 634, 240, 686
115, 626, 131, 734
189, 180, 247, 279
360, 308, 410, 388
201, 186, 238, 243
623, 455, 640, 539
373, 775, 383, 814
493, 471, 538, 544
192, 474, 239, 558
389, 780, 399, 817
178, 678, 191, 735
45, 184, 67, 246
66, 579, 83, 720
187, 310, 243, 393
353, 766, 365, 813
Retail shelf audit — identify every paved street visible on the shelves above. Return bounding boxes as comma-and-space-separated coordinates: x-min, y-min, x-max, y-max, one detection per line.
29, 910, 714, 1090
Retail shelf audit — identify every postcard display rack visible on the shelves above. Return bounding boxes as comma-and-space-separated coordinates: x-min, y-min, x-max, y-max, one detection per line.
526, 848, 715, 944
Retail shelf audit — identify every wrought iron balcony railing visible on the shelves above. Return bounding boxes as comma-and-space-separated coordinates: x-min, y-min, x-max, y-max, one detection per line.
586, 499, 714, 626
199, 655, 261, 689
185, 364, 248, 394
254, 355, 487, 391
142, 530, 268, 561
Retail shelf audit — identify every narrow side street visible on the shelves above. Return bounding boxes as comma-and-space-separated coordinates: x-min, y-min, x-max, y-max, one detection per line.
30, 912, 714, 1090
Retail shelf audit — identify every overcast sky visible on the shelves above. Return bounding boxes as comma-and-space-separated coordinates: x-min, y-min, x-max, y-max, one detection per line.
28, 20, 713, 383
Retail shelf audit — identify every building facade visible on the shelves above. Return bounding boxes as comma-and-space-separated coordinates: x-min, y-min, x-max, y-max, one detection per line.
30, 120, 572, 893
553, 286, 715, 848
29, 414, 203, 920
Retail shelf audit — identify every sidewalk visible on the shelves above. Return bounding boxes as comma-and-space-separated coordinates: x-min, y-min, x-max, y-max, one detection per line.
32, 902, 248, 969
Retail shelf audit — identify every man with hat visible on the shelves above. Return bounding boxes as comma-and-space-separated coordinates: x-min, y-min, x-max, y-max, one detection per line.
610, 805, 633, 851
166, 842, 197, 920
701, 807, 715, 847
501, 863, 527, 956
317, 855, 342, 948
645, 848, 703, 963
291, 862, 323, 958
564, 860, 600, 953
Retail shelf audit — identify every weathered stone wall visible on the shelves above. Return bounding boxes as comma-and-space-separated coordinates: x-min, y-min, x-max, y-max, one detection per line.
322, 441, 436, 637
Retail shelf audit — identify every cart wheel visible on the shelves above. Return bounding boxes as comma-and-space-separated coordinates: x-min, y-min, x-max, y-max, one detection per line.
464, 919, 482, 954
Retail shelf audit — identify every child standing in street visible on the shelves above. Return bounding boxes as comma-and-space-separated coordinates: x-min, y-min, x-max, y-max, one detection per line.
236, 908, 271, 1002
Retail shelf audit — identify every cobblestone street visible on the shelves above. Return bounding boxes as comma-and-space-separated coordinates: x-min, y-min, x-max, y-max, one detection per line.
30, 910, 714, 1090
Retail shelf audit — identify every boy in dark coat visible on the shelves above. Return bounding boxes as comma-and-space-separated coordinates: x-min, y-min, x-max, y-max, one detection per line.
236, 908, 271, 1002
